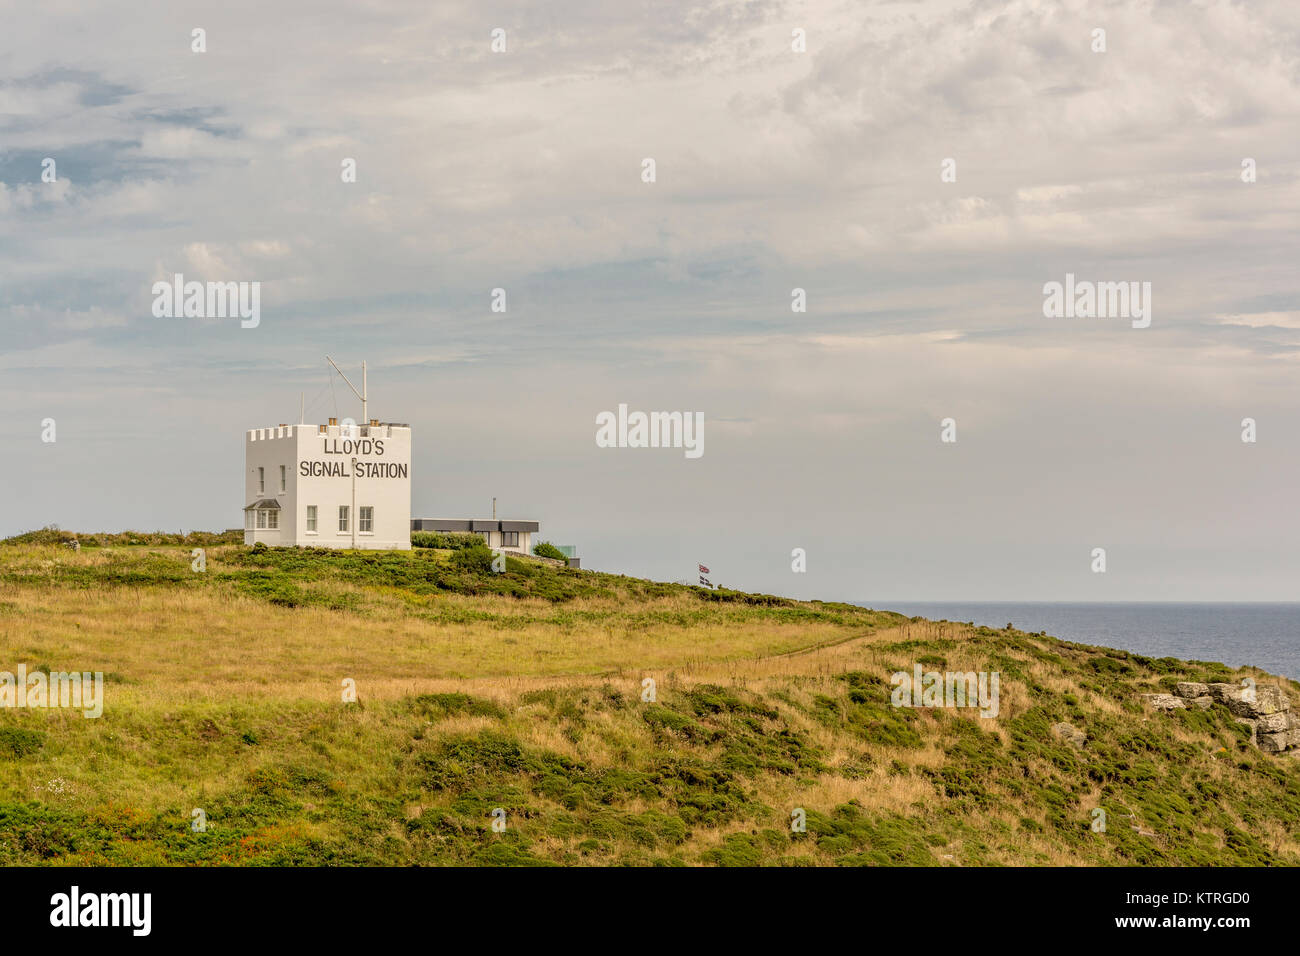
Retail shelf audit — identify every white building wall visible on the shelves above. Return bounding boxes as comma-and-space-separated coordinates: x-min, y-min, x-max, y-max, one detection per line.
244, 426, 297, 545
481, 530, 531, 553
244, 422, 411, 549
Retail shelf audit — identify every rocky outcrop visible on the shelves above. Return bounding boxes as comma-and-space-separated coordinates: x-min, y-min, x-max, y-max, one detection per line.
1142, 693, 1185, 711
1209, 683, 1289, 717
1166, 680, 1296, 755
1051, 722, 1088, 749
1256, 712, 1289, 733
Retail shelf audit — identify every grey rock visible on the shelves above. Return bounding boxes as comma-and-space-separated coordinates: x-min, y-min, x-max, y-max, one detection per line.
1257, 686, 1290, 714
1256, 712, 1290, 734
1259, 731, 1289, 753
1189, 696, 1214, 710
1143, 694, 1186, 711
1208, 682, 1241, 702
1175, 682, 1209, 698
1226, 698, 1253, 717
1225, 685, 1290, 718
1051, 722, 1087, 749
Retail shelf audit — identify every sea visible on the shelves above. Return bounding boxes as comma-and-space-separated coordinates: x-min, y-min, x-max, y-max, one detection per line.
877, 603, 1300, 679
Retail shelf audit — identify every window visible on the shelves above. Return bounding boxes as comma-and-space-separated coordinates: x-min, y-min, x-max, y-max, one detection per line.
266, 509, 279, 530
306, 506, 317, 533
258, 467, 265, 494
501, 531, 519, 548
478, 530, 492, 544
245, 511, 254, 530
338, 506, 349, 532
256, 509, 267, 530
359, 506, 373, 533
280, 465, 286, 492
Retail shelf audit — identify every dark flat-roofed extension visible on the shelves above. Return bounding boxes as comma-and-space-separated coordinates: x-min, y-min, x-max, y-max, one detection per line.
412, 519, 471, 532
412, 518, 539, 533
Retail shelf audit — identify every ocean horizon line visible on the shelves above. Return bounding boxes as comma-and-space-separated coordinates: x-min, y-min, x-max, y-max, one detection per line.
859, 600, 1300, 607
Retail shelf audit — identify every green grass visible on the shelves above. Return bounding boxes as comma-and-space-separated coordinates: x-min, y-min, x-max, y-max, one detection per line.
0, 533, 1297, 866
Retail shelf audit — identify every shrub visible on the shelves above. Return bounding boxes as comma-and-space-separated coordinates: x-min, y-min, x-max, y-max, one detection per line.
451, 545, 495, 573
0, 728, 46, 758
411, 693, 506, 720
1, 527, 243, 548
412, 531, 481, 551
0, 526, 75, 547
533, 542, 568, 561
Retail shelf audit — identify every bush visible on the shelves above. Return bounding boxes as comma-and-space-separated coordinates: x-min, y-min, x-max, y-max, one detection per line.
533, 541, 568, 561
451, 545, 495, 573
412, 531, 482, 551
1, 527, 244, 548
0, 728, 46, 758
0, 526, 75, 547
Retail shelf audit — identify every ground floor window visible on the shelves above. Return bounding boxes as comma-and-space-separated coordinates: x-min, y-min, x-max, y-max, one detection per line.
256, 510, 267, 530
501, 531, 519, 547
478, 530, 491, 544
246, 511, 254, 530
339, 505, 349, 532
306, 505, 317, 532
359, 506, 373, 533
266, 509, 279, 530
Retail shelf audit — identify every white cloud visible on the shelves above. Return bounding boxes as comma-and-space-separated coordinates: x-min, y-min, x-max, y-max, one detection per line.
1216, 312, 1300, 330
1, 0, 1298, 597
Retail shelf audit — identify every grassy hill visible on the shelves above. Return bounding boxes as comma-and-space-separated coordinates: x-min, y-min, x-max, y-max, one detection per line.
0, 533, 1297, 866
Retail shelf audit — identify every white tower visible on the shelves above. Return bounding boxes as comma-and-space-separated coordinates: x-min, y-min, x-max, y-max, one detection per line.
243, 362, 411, 549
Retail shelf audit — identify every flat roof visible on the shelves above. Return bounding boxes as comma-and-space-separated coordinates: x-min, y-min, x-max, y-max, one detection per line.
412, 518, 540, 533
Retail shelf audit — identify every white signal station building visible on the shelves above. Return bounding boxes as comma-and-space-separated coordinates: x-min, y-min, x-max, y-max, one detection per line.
244, 415, 412, 550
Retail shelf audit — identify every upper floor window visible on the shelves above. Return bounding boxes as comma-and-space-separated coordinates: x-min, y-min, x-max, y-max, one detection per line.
258, 467, 265, 494
280, 465, 286, 492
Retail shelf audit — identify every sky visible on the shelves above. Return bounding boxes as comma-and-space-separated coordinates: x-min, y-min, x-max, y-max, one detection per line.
2, 0, 1298, 602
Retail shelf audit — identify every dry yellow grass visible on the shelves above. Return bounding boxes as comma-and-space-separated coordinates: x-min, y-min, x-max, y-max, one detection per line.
1, 543, 1296, 866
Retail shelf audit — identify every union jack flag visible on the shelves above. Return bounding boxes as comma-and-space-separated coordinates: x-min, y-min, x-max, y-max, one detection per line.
698, 564, 710, 574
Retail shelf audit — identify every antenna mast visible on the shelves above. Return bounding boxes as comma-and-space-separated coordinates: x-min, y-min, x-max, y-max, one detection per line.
326, 356, 367, 424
